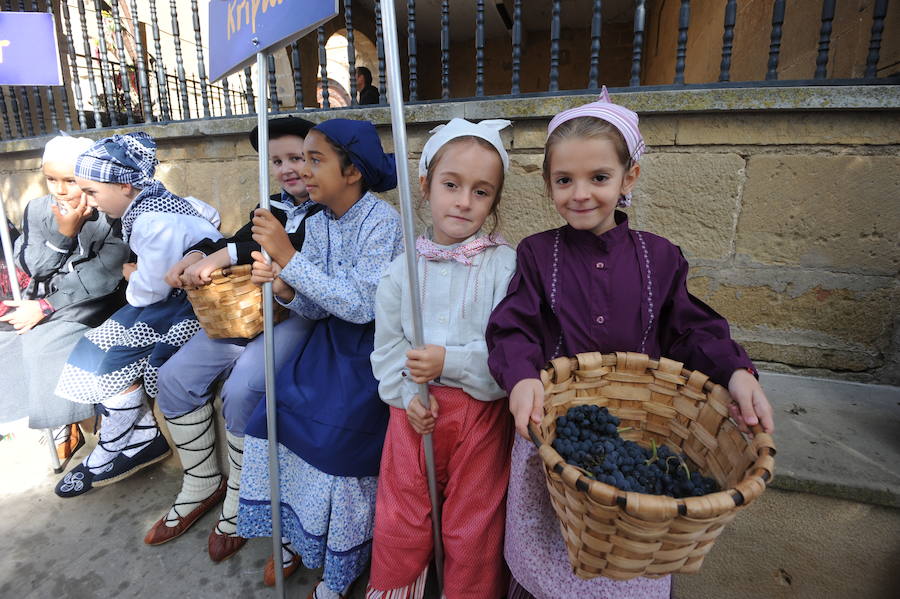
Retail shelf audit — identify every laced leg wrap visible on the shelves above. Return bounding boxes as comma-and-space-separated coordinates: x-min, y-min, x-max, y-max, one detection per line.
281, 538, 299, 566
86, 387, 146, 471
214, 432, 244, 537
163, 402, 222, 525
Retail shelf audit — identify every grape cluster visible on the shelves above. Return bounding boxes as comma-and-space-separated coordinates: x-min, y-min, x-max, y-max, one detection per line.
551, 405, 719, 498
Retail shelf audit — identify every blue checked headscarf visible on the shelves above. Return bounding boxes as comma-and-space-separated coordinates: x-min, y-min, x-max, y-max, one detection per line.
76, 132, 201, 240
75, 132, 159, 187
313, 119, 397, 193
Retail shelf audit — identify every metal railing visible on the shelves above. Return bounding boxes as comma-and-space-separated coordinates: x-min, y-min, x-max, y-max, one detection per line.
0, 0, 895, 140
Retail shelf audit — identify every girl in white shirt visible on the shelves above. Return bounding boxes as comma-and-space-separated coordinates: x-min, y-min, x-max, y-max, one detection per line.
367, 119, 517, 599
53, 132, 222, 498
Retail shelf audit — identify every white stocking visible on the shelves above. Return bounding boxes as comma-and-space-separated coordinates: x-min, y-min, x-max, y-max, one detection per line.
85, 386, 146, 474
213, 431, 243, 536
163, 403, 222, 526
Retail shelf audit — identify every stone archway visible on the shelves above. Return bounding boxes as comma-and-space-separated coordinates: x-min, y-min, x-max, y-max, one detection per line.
322, 29, 379, 106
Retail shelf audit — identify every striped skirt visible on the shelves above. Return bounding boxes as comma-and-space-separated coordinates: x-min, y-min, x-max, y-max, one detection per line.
55, 290, 200, 404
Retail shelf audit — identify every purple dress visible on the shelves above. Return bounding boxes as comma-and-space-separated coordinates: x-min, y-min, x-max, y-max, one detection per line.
486, 212, 753, 598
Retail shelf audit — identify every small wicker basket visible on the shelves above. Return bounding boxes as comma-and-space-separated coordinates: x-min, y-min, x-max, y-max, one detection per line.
529, 351, 775, 581
186, 264, 287, 340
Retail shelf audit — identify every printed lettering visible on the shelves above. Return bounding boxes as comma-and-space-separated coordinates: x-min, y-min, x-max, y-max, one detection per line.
251, 0, 260, 32
224, 0, 286, 41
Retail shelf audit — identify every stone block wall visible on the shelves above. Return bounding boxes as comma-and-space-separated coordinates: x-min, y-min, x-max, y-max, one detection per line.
1, 86, 897, 384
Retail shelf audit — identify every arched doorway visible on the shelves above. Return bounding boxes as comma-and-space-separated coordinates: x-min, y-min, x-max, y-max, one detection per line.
319, 29, 378, 107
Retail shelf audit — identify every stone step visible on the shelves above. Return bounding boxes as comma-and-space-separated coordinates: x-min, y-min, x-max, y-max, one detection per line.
760, 371, 900, 509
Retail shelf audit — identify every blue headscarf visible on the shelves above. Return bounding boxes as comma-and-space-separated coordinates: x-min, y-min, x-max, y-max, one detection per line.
74, 132, 200, 240
75, 132, 159, 188
313, 119, 397, 193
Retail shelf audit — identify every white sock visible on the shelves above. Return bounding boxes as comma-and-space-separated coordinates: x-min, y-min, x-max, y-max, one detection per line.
85, 386, 145, 473
314, 582, 342, 599
213, 431, 243, 536
281, 538, 297, 566
164, 403, 222, 526
122, 405, 160, 457
52, 424, 70, 444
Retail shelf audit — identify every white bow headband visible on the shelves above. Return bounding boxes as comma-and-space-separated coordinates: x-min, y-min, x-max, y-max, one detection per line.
418, 118, 512, 177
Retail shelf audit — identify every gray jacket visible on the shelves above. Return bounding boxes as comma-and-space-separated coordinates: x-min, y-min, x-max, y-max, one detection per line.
15, 195, 129, 326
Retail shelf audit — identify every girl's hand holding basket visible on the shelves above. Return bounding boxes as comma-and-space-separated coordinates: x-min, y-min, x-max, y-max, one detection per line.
728, 369, 774, 433
165, 252, 204, 288
180, 250, 231, 289
510, 378, 545, 439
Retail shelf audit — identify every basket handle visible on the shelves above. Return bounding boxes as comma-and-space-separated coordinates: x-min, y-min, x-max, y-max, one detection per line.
527, 422, 543, 448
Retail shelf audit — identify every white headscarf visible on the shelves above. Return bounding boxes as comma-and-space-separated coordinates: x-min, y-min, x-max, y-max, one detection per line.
418, 118, 512, 177
42, 134, 94, 166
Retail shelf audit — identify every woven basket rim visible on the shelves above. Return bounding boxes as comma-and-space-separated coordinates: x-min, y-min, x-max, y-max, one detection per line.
531, 351, 776, 520
185, 264, 286, 340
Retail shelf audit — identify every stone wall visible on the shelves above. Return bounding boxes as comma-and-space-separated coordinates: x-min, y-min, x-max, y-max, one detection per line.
1, 86, 897, 384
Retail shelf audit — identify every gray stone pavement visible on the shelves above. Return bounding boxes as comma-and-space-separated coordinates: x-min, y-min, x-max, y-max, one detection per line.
1, 371, 897, 598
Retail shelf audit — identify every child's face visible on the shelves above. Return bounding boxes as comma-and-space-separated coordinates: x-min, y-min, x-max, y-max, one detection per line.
76, 178, 135, 218
43, 161, 84, 207
269, 135, 309, 202
422, 140, 502, 245
548, 137, 639, 236
300, 130, 359, 210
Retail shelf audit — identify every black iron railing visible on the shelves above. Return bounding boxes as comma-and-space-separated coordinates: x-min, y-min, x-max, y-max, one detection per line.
0, 0, 896, 140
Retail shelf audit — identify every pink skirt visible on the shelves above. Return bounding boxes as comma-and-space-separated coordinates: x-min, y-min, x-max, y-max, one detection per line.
505, 435, 671, 599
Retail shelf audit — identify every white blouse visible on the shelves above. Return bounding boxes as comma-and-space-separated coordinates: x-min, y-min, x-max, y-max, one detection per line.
128, 207, 222, 307
371, 238, 517, 409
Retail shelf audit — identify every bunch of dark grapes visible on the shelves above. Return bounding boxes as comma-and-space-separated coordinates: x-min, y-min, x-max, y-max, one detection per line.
551, 405, 718, 498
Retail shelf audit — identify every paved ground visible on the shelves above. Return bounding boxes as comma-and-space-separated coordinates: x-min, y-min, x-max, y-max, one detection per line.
1, 371, 898, 598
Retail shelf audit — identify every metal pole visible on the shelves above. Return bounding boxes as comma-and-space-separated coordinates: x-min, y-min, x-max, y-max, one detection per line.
255, 51, 285, 599
1, 194, 63, 474
379, 0, 445, 592
0, 194, 21, 303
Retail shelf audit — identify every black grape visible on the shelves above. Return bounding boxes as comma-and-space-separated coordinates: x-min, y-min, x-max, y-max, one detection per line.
552, 405, 719, 498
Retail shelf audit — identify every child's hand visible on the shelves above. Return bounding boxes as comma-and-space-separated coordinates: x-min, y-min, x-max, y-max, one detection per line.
728, 369, 775, 434
122, 262, 137, 281
0, 300, 45, 333
165, 252, 204, 288
251, 209, 295, 268
51, 194, 93, 238
250, 250, 294, 302
406, 394, 439, 435
509, 378, 544, 440
181, 250, 231, 288
405, 345, 446, 384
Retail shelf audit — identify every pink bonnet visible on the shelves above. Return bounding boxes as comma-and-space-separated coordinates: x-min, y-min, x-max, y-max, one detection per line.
546, 86, 645, 206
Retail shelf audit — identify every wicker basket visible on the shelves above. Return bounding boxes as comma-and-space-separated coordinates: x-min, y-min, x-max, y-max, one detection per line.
529, 351, 775, 581
186, 264, 286, 340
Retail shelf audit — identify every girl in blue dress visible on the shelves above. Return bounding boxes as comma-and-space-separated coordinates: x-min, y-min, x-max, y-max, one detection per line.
237, 119, 403, 598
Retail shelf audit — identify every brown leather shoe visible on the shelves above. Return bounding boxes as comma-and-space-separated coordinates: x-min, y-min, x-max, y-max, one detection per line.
263, 553, 302, 587
208, 529, 247, 562
56, 424, 84, 461
144, 478, 226, 546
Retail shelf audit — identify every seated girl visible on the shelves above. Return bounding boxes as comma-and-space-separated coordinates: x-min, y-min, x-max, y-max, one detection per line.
53, 132, 222, 498
0, 136, 128, 459
237, 118, 403, 597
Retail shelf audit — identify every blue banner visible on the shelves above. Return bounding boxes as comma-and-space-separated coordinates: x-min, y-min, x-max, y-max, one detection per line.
0, 13, 62, 86
209, 0, 339, 82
